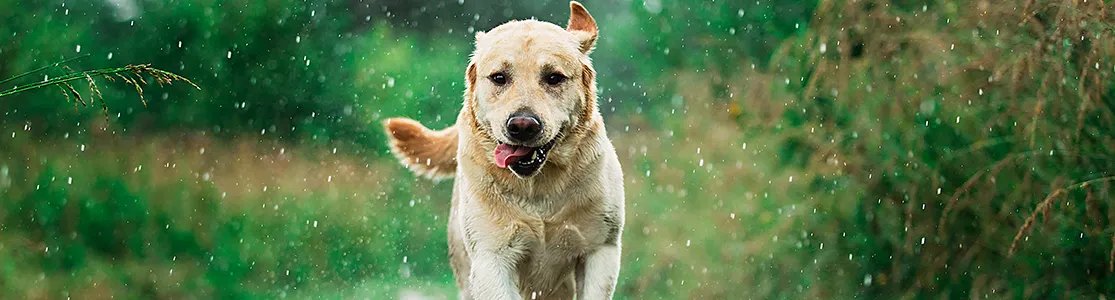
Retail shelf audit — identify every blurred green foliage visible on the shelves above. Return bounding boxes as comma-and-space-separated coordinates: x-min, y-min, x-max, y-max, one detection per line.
2, 0, 1115, 299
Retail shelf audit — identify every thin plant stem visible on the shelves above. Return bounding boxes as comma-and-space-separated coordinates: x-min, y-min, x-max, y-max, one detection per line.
0, 54, 91, 86
0, 64, 198, 100
1008, 176, 1115, 257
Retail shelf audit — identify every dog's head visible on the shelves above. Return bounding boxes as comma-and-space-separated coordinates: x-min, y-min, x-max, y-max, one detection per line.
465, 1, 598, 178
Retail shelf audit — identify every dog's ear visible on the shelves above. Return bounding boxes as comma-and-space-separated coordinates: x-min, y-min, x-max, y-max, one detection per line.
466, 62, 478, 90
467, 30, 485, 89
466, 31, 484, 89
566, 1, 597, 54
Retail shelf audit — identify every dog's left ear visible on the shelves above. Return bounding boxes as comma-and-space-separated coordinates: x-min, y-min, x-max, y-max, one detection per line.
567, 1, 597, 54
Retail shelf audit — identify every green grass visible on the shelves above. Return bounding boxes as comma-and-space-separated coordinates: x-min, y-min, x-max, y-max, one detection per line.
0, 133, 457, 298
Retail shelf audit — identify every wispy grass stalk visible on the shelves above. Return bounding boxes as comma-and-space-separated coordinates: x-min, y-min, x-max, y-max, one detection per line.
0, 56, 199, 114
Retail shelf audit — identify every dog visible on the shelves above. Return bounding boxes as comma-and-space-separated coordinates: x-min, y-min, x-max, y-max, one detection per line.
382, 2, 624, 299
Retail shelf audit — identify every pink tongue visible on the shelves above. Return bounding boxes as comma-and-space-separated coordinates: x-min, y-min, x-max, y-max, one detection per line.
494, 144, 534, 168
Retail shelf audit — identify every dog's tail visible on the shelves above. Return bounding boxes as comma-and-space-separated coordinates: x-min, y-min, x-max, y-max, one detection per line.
383, 118, 458, 179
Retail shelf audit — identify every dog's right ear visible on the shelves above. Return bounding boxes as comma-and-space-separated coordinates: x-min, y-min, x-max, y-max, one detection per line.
467, 31, 485, 89
567, 1, 598, 54
466, 62, 478, 90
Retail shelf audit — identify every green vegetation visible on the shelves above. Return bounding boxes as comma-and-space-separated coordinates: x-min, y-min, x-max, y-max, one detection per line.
1, 0, 1113, 299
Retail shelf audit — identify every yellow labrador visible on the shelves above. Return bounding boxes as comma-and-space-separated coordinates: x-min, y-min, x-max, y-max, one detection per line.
383, 2, 623, 299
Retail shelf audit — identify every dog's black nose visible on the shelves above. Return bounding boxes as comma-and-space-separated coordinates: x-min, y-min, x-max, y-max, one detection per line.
506, 113, 541, 143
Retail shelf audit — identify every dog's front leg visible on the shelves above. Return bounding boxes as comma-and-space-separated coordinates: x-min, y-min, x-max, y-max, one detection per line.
577, 244, 621, 299
468, 248, 523, 300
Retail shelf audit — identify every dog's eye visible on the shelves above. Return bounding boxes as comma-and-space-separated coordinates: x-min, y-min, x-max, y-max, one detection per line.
545, 73, 566, 85
488, 73, 508, 85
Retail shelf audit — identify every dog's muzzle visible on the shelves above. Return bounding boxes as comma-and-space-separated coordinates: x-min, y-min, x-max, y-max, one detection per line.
494, 138, 556, 177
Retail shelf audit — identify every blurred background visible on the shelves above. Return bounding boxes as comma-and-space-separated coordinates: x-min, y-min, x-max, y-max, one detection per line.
1, 0, 1113, 298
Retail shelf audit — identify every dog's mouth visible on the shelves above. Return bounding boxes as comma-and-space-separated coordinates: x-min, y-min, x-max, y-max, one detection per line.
494, 139, 556, 177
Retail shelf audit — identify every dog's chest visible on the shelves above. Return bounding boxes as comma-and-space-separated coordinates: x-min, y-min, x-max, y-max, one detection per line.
514, 219, 601, 292
515, 201, 608, 256
525, 216, 608, 262
537, 219, 594, 254
513, 193, 611, 260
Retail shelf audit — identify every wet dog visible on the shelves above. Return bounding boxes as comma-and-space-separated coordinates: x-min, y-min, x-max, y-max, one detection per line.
383, 2, 623, 299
